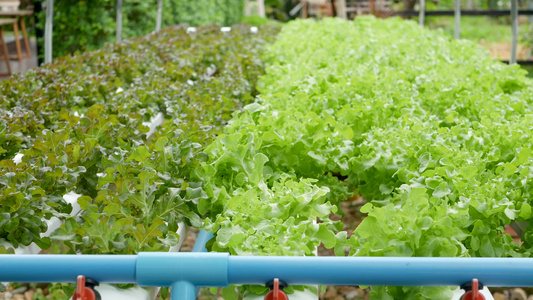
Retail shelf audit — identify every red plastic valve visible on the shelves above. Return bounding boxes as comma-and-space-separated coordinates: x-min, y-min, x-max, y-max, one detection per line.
72, 275, 96, 300
265, 278, 288, 300
461, 278, 485, 300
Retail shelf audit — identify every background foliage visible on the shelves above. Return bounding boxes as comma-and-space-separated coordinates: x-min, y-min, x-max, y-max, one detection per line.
38, 0, 245, 59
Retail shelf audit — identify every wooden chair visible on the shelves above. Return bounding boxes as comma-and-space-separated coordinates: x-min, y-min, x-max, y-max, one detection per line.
300, 0, 348, 19
0, 18, 16, 76
0, 0, 32, 61
301, 0, 330, 18
0, 0, 19, 12
345, 0, 392, 18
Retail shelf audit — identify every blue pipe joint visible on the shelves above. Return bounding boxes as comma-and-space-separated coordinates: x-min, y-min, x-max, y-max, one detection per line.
136, 252, 229, 287
170, 281, 196, 300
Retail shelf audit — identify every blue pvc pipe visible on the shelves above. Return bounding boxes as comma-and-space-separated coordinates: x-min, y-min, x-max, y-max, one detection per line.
192, 229, 214, 298
192, 230, 213, 253
136, 252, 228, 287
228, 256, 533, 287
0, 255, 137, 283
171, 281, 195, 300
3, 254, 533, 288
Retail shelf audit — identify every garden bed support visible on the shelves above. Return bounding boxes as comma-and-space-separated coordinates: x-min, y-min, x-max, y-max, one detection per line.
44, 0, 53, 63
116, 0, 123, 43
156, 0, 163, 32
419, 0, 425, 26
454, 0, 460, 39
511, 0, 518, 64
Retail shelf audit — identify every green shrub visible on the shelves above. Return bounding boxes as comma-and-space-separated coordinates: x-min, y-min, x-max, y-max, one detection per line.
38, 0, 245, 59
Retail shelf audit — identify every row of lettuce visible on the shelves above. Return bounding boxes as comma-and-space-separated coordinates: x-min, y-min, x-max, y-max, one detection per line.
0, 24, 279, 255
194, 17, 533, 299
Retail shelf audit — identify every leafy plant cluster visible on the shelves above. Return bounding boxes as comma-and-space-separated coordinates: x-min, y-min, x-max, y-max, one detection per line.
38, 0, 245, 58
194, 17, 533, 299
0, 23, 279, 255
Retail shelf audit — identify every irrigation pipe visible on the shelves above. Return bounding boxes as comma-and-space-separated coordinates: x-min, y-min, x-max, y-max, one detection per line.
2, 254, 533, 300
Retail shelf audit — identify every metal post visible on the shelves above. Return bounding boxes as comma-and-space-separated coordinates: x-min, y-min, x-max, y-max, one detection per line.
419, 0, 426, 26
511, 0, 518, 64
529, 0, 533, 23
257, 0, 266, 18
44, 0, 53, 64
156, 0, 163, 32
454, 0, 461, 39
337, 0, 347, 19
244, 0, 251, 16
116, 0, 123, 43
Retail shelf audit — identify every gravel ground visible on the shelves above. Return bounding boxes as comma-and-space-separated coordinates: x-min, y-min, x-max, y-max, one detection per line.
481, 42, 531, 61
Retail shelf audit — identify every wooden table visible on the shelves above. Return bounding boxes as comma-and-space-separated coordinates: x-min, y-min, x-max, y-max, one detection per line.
0, 18, 16, 76
0, 10, 33, 61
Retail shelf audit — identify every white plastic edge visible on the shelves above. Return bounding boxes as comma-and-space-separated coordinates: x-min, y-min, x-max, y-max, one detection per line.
13, 153, 24, 164
142, 112, 165, 139
185, 26, 260, 34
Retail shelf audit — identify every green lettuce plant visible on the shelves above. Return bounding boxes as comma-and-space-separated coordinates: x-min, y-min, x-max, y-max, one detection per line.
196, 16, 533, 299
